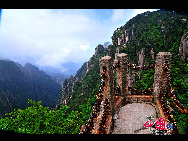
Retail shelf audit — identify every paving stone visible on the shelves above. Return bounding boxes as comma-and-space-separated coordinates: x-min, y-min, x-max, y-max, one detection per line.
112, 103, 157, 134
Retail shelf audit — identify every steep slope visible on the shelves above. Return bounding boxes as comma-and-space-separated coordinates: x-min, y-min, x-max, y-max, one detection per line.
0, 60, 62, 117
111, 10, 188, 134
23, 63, 62, 108
0, 60, 30, 113
56, 10, 188, 133
111, 10, 188, 63
57, 44, 107, 113
57, 10, 188, 112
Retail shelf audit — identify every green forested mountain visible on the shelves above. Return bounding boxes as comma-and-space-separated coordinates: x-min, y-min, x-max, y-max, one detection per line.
112, 10, 188, 134
0, 10, 188, 134
111, 10, 188, 62
57, 10, 188, 134
0, 60, 62, 117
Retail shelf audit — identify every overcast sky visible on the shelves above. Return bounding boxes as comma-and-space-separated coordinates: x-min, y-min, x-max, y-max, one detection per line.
0, 9, 158, 73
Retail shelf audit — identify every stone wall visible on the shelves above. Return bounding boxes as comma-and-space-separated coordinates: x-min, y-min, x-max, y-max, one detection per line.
89, 51, 175, 134
116, 53, 128, 99
153, 52, 172, 117
99, 56, 115, 116
126, 95, 153, 103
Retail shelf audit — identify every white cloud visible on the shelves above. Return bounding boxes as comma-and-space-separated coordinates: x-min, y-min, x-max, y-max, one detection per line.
0, 9, 159, 74
80, 44, 90, 51
0, 9, 108, 68
111, 9, 125, 22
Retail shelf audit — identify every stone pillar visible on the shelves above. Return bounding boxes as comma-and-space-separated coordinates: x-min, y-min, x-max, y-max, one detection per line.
153, 52, 172, 104
151, 48, 155, 60
116, 53, 128, 99
118, 38, 120, 45
138, 48, 146, 67
99, 56, 115, 116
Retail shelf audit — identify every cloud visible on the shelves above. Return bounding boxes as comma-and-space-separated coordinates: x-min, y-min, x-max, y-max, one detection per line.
0, 9, 107, 68
111, 9, 125, 22
0, 9, 159, 74
111, 9, 159, 23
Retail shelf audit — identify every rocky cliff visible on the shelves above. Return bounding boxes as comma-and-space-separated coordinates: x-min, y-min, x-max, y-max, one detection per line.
86, 44, 106, 73
56, 44, 107, 109
179, 33, 188, 61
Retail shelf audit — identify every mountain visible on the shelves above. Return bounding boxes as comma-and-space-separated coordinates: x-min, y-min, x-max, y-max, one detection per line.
0, 60, 62, 117
57, 10, 188, 111
110, 10, 188, 63
39, 62, 83, 78
56, 10, 188, 133
56, 44, 107, 111
1, 10, 187, 134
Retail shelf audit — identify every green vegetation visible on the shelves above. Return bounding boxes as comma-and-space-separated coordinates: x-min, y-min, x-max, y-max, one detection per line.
134, 67, 155, 90
0, 99, 84, 134
167, 48, 188, 134
1, 10, 188, 134
113, 10, 188, 133
113, 10, 187, 63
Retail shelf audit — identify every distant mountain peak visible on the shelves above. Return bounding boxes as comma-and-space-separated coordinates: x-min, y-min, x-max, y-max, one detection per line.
24, 62, 40, 72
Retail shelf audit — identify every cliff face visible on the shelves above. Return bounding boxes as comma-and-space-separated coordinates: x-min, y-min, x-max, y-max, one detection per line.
138, 48, 146, 67
86, 44, 105, 73
179, 33, 188, 61
111, 10, 188, 64
56, 44, 107, 109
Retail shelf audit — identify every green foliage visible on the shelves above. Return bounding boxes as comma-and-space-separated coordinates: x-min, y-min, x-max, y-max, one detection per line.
0, 99, 84, 134
166, 48, 188, 134
112, 10, 188, 63
134, 67, 155, 90
113, 10, 188, 133
1, 10, 188, 134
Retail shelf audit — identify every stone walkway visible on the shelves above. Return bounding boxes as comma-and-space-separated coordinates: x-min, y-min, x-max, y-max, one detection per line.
112, 103, 157, 134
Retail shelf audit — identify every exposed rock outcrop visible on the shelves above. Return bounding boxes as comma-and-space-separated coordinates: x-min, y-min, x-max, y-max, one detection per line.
150, 48, 155, 60
117, 30, 129, 46
86, 44, 105, 73
179, 33, 188, 61
138, 48, 146, 67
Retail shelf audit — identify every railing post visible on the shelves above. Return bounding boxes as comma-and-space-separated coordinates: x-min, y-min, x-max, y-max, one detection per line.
99, 56, 115, 116
153, 52, 172, 117
117, 53, 128, 99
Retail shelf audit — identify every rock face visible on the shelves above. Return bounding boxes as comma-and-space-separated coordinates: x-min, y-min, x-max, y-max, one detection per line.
117, 30, 129, 46
57, 44, 105, 109
138, 48, 146, 67
86, 44, 105, 73
179, 33, 188, 61
150, 48, 155, 60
